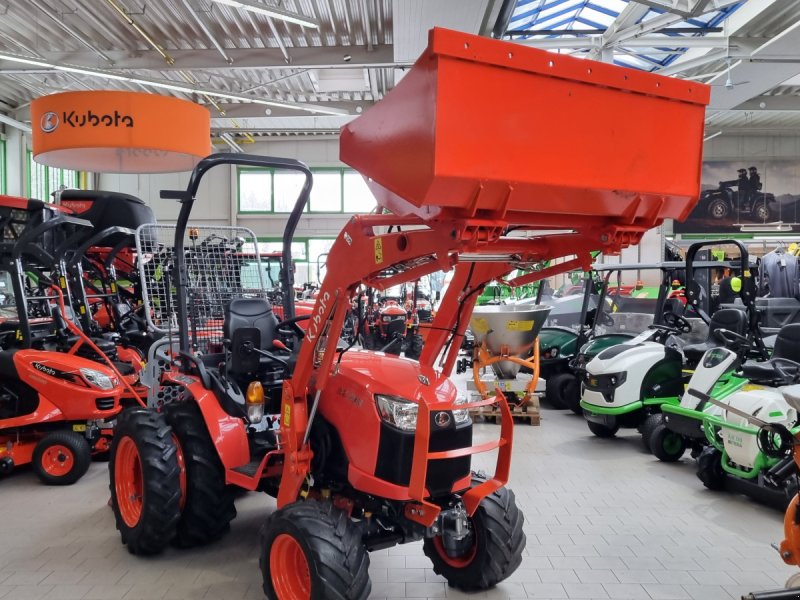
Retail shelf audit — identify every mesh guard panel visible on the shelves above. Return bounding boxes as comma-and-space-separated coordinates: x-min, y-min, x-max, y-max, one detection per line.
136, 224, 269, 355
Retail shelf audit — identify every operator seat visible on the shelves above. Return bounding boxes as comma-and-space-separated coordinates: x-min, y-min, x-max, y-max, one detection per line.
682, 308, 748, 365
223, 298, 279, 379
741, 323, 800, 383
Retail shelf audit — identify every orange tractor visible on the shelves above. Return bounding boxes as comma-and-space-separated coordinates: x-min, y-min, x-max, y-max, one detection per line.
108, 28, 708, 598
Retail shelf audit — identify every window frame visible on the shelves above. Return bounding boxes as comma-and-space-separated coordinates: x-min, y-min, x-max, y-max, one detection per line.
26, 150, 81, 201
236, 166, 375, 215
0, 138, 6, 194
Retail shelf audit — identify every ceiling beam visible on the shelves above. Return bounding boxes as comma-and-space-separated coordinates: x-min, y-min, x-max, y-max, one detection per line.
3, 45, 402, 72
587, 2, 650, 60
734, 96, 800, 111
214, 100, 371, 118
518, 34, 733, 50
708, 20, 800, 110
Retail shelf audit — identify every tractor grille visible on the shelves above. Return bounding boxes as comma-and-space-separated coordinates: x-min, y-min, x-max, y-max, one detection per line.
376, 417, 472, 498
136, 224, 270, 354
95, 397, 115, 411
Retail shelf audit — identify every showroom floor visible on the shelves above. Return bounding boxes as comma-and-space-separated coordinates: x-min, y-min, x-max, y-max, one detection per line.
0, 405, 796, 600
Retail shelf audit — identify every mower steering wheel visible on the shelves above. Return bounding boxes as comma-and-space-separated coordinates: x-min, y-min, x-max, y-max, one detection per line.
771, 357, 800, 384
662, 312, 692, 334
598, 310, 615, 327
119, 305, 147, 329
649, 324, 680, 335
713, 328, 748, 348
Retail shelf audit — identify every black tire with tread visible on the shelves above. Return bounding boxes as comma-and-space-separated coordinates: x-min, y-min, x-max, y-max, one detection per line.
697, 446, 727, 491
109, 409, 181, 555
707, 198, 730, 220
404, 334, 424, 361
546, 373, 581, 413
260, 499, 371, 600
423, 478, 525, 591
649, 423, 686, 462
165, 402, 237, 547
640, 413, 663, 451
33, 430, 91, 485
752, 200, 772, 222
587, 420, 618, 438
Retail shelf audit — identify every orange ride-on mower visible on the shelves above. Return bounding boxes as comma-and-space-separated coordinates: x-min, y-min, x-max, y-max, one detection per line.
0, 197, 142, 484
108, 28, 709, 599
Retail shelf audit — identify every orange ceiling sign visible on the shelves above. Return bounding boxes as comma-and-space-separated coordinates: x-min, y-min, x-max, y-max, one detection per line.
31, 91, 210, 173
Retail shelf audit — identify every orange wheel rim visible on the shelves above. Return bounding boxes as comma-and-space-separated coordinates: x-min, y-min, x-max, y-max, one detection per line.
114, 437, 144, 528
270, 534, 311, 600
172, 434, 187, 511
432, 533, 478, 568
41, 444, 74, 477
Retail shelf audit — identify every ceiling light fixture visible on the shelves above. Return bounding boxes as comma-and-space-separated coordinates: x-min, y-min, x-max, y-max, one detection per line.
0, 51, 347, 116
211, 0, 318, 28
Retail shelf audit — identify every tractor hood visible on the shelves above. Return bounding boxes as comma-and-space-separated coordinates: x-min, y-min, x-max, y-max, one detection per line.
330, 350, 456, 404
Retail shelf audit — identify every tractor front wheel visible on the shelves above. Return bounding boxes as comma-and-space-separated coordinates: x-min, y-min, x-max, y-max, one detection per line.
33, 430, 91, 485
423, 482, 525, 591
165, 402, 237, 547
260, 500, 370, 600
109, 409, 182, 555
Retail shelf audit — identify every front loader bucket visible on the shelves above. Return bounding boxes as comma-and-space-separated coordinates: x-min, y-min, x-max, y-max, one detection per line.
470, 304, 552, 379
340, 28, 709, 231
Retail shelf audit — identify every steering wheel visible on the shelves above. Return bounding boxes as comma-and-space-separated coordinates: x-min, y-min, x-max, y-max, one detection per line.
597, 310, 615, 326
118, 304, 147, 329
712, 327, 748, 348
276, 314, 310, 341
772, 357, 800, 384
662, 312, 692, 334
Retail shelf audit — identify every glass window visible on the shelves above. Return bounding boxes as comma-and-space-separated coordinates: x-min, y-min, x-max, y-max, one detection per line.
0, 139, 6, 194
27, 152, 80, 201
274, 171, 306, 212
343, 172, 377, 213
239, 170, 271, 212
309, 171, 342, 212
308, 238, 335, 283
256, 240, 307, 261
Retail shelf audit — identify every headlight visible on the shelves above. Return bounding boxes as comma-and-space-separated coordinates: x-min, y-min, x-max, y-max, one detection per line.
375, 395, 418, 431
80, 368, 116, 390
453, 395, 471, 425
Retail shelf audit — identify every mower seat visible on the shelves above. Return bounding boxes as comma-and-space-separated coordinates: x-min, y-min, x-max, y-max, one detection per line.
682, 308, 748, 365
741, 324, 800, 383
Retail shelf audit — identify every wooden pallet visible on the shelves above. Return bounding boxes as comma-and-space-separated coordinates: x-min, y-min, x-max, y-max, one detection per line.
469, 397, 541, 426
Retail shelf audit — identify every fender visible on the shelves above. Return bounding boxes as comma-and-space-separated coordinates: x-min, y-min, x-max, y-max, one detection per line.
2, 395, 62, 428
162, 373, 250, 471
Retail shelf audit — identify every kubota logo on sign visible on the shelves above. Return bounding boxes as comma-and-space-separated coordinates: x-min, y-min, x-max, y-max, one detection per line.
48, 109, 135, 129
40, 112, 59, 133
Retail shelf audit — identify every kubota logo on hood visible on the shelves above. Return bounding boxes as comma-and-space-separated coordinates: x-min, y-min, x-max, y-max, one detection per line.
32, 362, 57, 376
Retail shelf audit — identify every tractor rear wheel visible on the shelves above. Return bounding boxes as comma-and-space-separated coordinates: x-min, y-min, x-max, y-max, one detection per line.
423, 478, 525, 591
260, 500, 370, 600
649, 423, 686, 462
33, 430, 91, 485
109, 409, 181, 555
165, 402, 237, 547
546, 373, 580, 412
639, 413, 663, 451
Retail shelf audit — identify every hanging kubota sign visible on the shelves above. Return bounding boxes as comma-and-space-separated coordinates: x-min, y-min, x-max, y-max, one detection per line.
31, 90, 211, 174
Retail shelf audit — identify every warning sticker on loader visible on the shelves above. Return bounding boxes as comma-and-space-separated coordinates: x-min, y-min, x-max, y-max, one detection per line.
374, 238, 383, 264
470, 317, 489, 334
506, 320, 534, 332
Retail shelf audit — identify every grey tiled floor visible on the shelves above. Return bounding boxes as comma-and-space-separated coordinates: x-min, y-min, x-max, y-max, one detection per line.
0, 406, 796, 600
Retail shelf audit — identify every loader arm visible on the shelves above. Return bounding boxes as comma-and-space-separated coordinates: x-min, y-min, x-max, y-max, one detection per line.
277, 216, 639, 506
